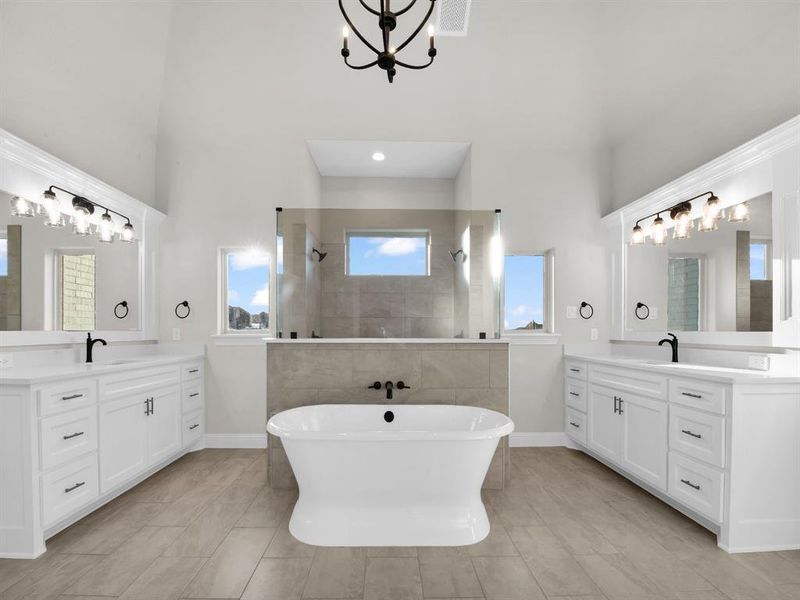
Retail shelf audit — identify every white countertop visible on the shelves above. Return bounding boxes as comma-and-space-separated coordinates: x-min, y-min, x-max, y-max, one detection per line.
564, 353, 800, 384
0, 353, 205, 386
263, 337, 509, 344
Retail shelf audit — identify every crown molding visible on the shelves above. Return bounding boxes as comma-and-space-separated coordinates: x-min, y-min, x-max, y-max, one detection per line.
603, 115, 800, 227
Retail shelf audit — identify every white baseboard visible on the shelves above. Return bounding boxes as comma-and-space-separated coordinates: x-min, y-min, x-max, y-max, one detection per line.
510, 432, 568, 447
204, 433, 268, 449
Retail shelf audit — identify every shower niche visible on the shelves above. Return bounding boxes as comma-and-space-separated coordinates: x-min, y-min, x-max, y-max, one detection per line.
275, 207, 501, 339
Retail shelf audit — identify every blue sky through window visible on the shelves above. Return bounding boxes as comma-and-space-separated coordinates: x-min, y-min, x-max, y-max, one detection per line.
348, 234, 428, 276
504, 255, 545, 330
750, 242, 767, 280
0, 238, 7, 276
227, 249, 270, 315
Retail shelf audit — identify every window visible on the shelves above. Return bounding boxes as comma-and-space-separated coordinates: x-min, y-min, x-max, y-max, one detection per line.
221, 248, 270, 332
0, 236, 7, 277
59, 252, 96, 331
503, 253, 551, 333
750, 240, 771, 280
346, 231, 429, 276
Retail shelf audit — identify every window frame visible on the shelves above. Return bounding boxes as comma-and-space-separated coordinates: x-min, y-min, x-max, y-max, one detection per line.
344, 229, 431, 277
501, 249, 555, 337
218, 247, 272, 337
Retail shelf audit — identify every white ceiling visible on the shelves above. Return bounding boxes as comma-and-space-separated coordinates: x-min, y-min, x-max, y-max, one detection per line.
307, 140, 470, 179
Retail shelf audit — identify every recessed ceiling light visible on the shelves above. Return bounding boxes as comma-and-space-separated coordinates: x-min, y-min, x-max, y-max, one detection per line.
372, 152, 385, 162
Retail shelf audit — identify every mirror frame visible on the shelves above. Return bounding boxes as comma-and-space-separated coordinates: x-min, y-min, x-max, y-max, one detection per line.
603, 115, 800, 349
0, 128, 164, 346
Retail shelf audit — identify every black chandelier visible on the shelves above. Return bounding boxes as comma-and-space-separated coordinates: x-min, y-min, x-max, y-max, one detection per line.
339, 0, 438, 83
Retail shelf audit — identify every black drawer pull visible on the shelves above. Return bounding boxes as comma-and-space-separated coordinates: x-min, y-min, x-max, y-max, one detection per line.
681, 429, 702, 439
189, 423, 200, 430
569, 391, 580, 397
569, 368, 581, 373
188, 369, 199, 373
569, 421, 580, 428
189, 393, 200, 398
61, 393, 83, 401
62, 431, 85, 440
680, 478, 701, 491
65, 481, 86, 493
681, 392, 703, 399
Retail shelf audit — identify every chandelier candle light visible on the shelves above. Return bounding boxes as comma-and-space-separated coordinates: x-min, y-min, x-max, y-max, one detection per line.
629, 191, 750, 246
9, 185, 135, 243
340, 0, 437, 83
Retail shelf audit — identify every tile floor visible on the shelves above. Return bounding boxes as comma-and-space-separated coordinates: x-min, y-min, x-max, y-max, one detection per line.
1, 447, 798, 599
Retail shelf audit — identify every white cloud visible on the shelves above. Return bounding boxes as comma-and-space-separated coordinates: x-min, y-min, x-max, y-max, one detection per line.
250, 286, 269, 309
227, 289, 240, 303
509, 304, 531, 316
368, 237, 424, 256
230, 249, 269, 271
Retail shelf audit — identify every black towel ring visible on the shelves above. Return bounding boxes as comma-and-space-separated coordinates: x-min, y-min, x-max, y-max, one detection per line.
175, 300, 191, 319
579, 301, 593, 320
114, 301, 129, 319
635, 302, 650, 320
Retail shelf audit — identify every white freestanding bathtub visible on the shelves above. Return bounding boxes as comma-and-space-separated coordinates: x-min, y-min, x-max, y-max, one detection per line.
267, 404, 514, 547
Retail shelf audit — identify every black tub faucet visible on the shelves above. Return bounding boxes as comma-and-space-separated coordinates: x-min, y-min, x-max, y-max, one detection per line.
658, 332, 679, 363
384, 381, 394, 400
86, 332, 107, 363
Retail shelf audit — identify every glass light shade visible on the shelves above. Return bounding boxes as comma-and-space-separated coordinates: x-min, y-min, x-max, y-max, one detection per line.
98, 212, 115, 243
72, 211, 92, 236
672, 210, 693, 239
120, 221, 135, 243
41, 190, 65, 227
651, 216, 667, 245
630, 224, 645, 245
698, 215, 718, 232
704, 194, 724, 222
10, 195, 35, 217
728, 202, 750, 222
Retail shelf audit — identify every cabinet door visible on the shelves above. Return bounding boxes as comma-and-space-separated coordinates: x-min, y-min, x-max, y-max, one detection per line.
99, 394, 148, 493
587, 384, 622, 463
147, 385, 181, 466
620, 392, 668, 490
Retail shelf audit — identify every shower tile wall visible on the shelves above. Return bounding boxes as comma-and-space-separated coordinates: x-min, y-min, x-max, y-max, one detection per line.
266, 342, 510, 490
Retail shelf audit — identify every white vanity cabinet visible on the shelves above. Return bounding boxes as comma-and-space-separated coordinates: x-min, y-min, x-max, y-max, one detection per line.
565, 355, 800, 553
0, 355, 204, 559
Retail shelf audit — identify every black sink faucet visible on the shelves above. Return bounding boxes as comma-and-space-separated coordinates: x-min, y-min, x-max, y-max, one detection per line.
658, 332, 679, 363
384, 381, 394, 400
86, 332, 107, 363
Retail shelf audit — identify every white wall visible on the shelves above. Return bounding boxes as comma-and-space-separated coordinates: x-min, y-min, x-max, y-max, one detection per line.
321, 177, 454, 210
0, 0, 172, 208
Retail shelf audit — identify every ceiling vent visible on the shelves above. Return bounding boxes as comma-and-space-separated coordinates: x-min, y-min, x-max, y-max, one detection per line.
435, 0, 471, 36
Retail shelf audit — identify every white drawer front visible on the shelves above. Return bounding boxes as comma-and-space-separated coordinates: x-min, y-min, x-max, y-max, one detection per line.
182, 362, 203, 382
182, 409, 203, 448
565, 407, 587, 445
39, 381, 96, 417
668, 452, 724, 523
588, 363, 667, 400
40, 407, 98, 471
182, 382, 203, 414
100, 367, 180, 401
669, 377, 727, 415
42, 453, 99, 526
565, 379, 587, 412
564, 359, 588, 381
669, 405, 725, 468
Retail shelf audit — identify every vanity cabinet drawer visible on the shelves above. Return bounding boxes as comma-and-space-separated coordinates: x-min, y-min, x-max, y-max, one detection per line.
565, 359, 587, 381
588, 364, 667, 400
182, 409, 203, 448
565, 379, 587, 412
100, 367, 180, 401
669, 405, 725, 468
565, 407, 587, 446
182, 363, 203, 382
668, 452, 724, 523
39, 381, 96, 417
669, 377, 727, 415
182, 383, 203, 414
40, 407, 98, 470
42, 453, 99, 526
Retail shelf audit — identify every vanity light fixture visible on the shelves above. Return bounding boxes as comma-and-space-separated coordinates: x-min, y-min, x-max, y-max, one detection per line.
339, 0, 438, 83
41, 189, 66, 227
629, 191, 722, 246
728, 201, 751, 223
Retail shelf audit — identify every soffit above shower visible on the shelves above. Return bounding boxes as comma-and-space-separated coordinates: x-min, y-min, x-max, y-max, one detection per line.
307, 140, 470, 179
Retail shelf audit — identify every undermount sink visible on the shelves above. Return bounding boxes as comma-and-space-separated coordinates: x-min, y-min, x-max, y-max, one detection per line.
643, 360, 758, 373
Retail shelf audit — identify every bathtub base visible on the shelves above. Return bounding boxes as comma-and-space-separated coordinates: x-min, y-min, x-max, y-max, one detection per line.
288, 500, 490, 547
